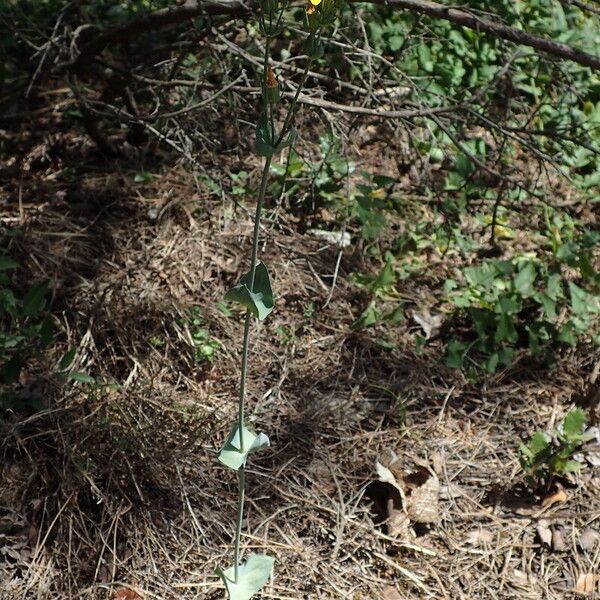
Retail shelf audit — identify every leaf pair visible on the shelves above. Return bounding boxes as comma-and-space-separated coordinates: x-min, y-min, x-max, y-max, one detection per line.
218, 423, 270, 470
217, 554, 274, 600
256, 115, 297, 157
225, 262, 274, 320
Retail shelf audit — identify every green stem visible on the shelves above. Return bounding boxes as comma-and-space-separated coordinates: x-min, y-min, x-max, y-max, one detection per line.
276, 36, 318, 146
233, 467, 246, 582
233, 154, 272, 583
231, 21, 315, 588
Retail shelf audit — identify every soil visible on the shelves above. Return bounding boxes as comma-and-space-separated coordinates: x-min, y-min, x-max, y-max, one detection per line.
1, 82, 599, 600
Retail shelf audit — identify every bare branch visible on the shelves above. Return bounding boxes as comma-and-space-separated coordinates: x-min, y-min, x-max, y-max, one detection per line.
66, 0, 600, 73
69, 0, 251, 73
368, 0, 600, 71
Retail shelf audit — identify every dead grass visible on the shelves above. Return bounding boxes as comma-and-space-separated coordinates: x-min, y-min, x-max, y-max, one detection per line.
1, 96, 600, 600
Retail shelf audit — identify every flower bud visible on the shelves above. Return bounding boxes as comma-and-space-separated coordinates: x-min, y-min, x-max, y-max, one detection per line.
264, 66, 280, 105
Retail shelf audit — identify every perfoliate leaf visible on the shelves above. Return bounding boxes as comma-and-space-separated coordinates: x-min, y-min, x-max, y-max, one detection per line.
256, 115, 276, 157
217, 554, 274, 600
218, 423, 270, 471
225, 262, 274, 320
562, 408, 587, 440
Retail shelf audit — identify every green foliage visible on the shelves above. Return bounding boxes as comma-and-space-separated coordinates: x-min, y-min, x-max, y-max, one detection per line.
186, 306, 222, 363
519, 408, 590, 487
444, 234, 600, 373
218, 423, 270, 470
217, 555, 275, 600
225, 262, 274, 320
0, 244, 54, 411
350, 0, 600, 190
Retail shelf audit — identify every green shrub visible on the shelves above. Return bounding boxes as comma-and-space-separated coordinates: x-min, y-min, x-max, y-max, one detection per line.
519, 408, 591, 489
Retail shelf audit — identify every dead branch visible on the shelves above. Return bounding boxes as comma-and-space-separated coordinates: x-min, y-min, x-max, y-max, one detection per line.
371, 0, 600, 71
67, 0, 600, 74
69, 0, 252, 73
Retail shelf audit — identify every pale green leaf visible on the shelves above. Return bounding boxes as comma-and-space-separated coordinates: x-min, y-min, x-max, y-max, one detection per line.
217, 554, 274, 600
218, 423, 270, 471
225, 262, 274, 321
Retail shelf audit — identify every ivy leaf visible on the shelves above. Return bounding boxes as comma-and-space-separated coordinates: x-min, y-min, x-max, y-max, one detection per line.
218, 423, 270, 471
225, 262, 274, 320
217, 554, 274, 600
562, 408, 587, 441
23, 281, 49, 317
514, 262, 536, 297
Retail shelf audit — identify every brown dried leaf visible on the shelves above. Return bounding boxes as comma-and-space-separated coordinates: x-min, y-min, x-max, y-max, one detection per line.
113, 586, 144, 600
542, 487, 568, 508
464, 528, 494, 547
382, 586, 405, 600
574, 573, 600, 594
371, 462, 409, 538
536, 520, 552, 547
551, 526, 567, 552
405, 467, 440, 524
578, 527, 600, 551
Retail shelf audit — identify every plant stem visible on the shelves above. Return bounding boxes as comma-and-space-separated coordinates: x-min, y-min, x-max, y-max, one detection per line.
233, 154, 272, 583
276, 41, 318, 146
232, 25, 314, 585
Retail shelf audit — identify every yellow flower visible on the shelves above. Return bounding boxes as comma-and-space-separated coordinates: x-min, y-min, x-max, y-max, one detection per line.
309, 0, 322, 5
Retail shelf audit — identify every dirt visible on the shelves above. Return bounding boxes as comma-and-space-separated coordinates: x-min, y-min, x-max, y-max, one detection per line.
1, 83, 600, 600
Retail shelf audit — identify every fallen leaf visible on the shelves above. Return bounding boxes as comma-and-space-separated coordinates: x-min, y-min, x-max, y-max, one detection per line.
114, 586, 144, 600
382, 585, 405, 600
551, 526, 567, 552
542, 487, 567, 508
405, 467, 440, 524
574, 573, 600, 594
579, 527, 600, 551
431, 451, 443, 476
536, 520, 552, 547
464, 528, 494, 547
411, 309, 443, 339
367, 463, 408, 538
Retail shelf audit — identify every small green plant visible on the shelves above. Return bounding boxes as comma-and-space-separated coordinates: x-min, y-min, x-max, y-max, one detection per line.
0, 246, 54, 413
444, 234, 600, 374
519, 408, 591, 488
187, 306, 221, 363
215, 0, 342, 598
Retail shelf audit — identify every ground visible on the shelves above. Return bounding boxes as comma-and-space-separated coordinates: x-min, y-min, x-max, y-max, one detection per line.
1, 86, 600, 600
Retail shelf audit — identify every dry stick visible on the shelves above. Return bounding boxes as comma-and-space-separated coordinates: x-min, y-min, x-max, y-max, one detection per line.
67, 0, 600, 72
369, 0, 600, 71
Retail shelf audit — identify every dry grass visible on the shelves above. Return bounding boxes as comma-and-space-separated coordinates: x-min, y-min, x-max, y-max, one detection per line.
1, 98, 600, 600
